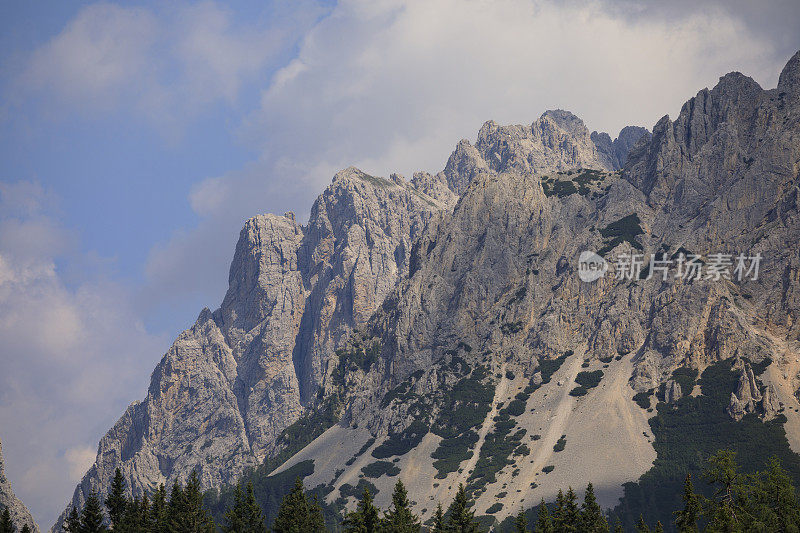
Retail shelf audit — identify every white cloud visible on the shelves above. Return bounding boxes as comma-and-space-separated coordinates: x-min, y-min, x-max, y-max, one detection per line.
20, 3, 158, 111
0, 181, 167, 527
64, 446, 97, 481
15, 1, 326, 131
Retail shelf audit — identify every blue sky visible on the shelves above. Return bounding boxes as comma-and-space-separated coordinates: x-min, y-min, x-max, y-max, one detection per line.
1, 0, 798, 527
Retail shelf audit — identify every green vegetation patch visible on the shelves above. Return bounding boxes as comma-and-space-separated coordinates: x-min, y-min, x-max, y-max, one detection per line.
539, 352, 571, 384
632, 391, 652, 410
575, 370, 604, 389
597, 214, 644, 256
486, 502, 503, 514
371, 419, 429, 459
553, 435, 567, 452
360, 460, 400, 478
501, 321, 523, 335
430, 366, 496, 478
670, 366, 698, 394
611, 358, 800, 530
339, 479, 379, 499
335, 340, 380, 373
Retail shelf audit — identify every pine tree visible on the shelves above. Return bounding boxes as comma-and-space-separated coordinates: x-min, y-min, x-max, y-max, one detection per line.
0, 508, 14, 533
674, 474, 701, 533
446, 483, 479, 533
514, 508, 528, 533
552, 490, 566, 532
560, 488, 580, 532
536, 498, 553, 533
182, 471, 215, 533
382, 480, 420, 532
653, 522, 664, 533
105, 469, 127, 530
223, 483, 266, 533
117, 498, 143, 533
166, 480, 185, 533
150, 484, 167, 533
82, 491, 108, 533
343, 486, 380, 533
432, 503, 446, 533
64, 507, 81, 533
272, 477, 325, 533
702, 450, 741, 532
612, 518, 624, 533
635, 515, 650, 533
579, 483, 608, 532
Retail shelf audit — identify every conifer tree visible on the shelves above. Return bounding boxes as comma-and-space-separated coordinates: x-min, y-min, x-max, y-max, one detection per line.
635, 515, 650, 533
166, 481, 185, 533
382, 480, 419, 532
556, 487, 580, 532
81, 491, 108, 533
182, 471, 215, 533
64, 507, 81, 533
117, 498, 143, 533
223, 483, 266, 533
552, 490, 566, 532
105, 469, 127, 529
20, 526, 29, 533
343, 486, 380, 533
612, 518, 624, 533
702, 450, 741, 532
579, 483, 608, 532
272, 477, 325, 533
445, 483, 479, 533
0, 509, 14, 533
536, 499, 553, 533
514, 508, 528, 533
674, 474, 701, 533
653, 521, 664, 533
149, 484, 167, 533
432, 504, 446, 533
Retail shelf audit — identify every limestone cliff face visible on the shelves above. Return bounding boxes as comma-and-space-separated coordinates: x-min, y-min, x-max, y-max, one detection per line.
56, 51, 800, 530
0, 440, 38, 532
285, 52, 800, 522
53, 168, 449, 530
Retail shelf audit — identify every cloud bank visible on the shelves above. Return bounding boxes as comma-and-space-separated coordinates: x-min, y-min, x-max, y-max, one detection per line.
0, 181, 167, 525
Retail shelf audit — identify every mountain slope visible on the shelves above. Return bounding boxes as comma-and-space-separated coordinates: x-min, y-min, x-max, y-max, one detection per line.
242, 51, 800, 527
51, 52, 800, 531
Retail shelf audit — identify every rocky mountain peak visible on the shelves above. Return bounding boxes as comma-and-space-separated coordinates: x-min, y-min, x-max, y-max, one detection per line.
442, 139, 489, 195
779, 49, 800, 96
540, 108, 588, 137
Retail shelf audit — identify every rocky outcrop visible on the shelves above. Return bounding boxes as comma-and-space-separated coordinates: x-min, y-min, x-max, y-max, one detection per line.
474, 109, 614, 175
591, 126, 651, 169
665, 380, 683, 404
0, 440, 39, 532
54, 168, 450, 530
57, 50, 800, 528
728, 362, 763, 420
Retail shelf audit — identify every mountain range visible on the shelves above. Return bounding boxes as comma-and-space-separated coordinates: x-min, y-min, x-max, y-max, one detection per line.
39, 50, 800, 531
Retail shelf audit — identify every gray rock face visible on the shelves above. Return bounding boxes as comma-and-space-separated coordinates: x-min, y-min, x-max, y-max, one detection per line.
0, 440, 39, 532
474, 109, 614, 175
591, 126, 651, 169
57, 50, 800, 529
54, 168, 450, 530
